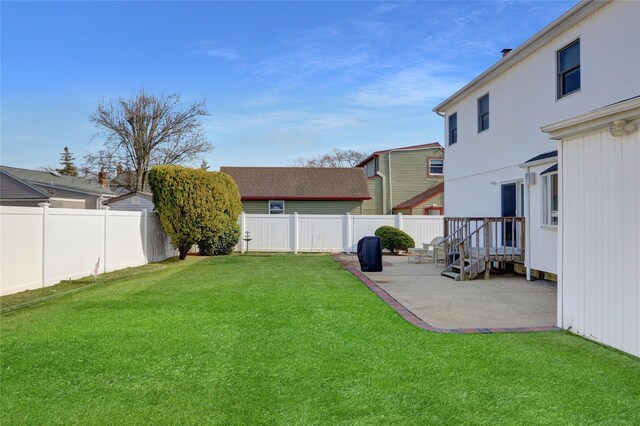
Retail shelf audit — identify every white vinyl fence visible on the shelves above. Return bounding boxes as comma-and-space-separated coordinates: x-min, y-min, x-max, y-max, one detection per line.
0, 205, 177, 296
237, 212, 444, 253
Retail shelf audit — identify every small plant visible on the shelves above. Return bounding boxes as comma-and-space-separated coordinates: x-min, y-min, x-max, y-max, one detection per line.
199, 226, 241, 256
374, 226, 415, 255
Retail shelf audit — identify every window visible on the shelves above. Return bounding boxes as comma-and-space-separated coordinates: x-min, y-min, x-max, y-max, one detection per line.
428, 158, 444, 176
425, 206, 443, 216
557, 39, 580, 98
448, 113, 457, 145
542, 173, 559, 226
478, 94, 489, 132
364, 157, 378, 178
269, 200, 285, 214
131, 196, 140, 205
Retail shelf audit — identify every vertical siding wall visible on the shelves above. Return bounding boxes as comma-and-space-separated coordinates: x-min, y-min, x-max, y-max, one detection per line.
237, 213, 444, 253
561, 129, 639, 357
0, 206, 177, 296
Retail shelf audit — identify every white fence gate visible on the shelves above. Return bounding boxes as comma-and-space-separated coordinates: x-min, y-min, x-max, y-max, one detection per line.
0, 205, 176, 296
237, 212, 444, 253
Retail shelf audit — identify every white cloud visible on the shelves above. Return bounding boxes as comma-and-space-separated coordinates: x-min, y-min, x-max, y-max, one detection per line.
203, 47, 238, 60
349, 63, 466, 107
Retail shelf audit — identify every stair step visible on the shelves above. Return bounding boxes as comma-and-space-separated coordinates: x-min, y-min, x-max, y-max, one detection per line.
442, 271, 459, 279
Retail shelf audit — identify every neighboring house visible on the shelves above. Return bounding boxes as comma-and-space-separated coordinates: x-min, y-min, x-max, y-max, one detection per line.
541, 96, 640, 358
107, 192, 154, 211
392, 182, 444, 215
220, 167, 371, 214
0, 165, 114, 209
433, 0, 639, 278
355, 143, 445, 215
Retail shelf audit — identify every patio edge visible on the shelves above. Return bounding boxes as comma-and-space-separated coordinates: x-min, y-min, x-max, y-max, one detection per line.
334, 255, 561, 334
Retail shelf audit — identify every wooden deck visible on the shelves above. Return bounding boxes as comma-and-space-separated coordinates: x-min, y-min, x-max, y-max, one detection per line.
441, 217, 525, 281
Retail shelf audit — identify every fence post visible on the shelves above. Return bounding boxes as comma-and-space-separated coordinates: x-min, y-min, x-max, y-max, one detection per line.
239, 211, 246, 253
345, 212, 352, 252
293, 212, 299, 254
142, 209, 149, 264
103, 206, 109, 273
38, 202, 49, 287
396, 213, 403, 230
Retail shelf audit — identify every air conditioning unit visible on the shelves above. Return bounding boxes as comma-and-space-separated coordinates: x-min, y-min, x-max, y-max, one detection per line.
525, 172, 536, 186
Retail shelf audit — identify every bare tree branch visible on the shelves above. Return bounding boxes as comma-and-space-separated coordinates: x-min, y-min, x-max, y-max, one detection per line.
83, 90, 212, 192
290, 148, 368, 168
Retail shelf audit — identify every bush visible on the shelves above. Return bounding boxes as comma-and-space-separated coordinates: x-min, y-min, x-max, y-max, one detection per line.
148, 166, 242, 260
374, 226, 415, 255
198, 225, 240, 256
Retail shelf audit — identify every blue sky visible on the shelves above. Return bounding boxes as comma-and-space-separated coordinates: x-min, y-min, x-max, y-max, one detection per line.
1, 0, 576, 171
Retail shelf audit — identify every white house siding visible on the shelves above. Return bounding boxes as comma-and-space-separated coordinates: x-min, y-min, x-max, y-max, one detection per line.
560, 128, 639, 357
109, 195, 155, 212
526, 162, 558, 274
439, 1, 639, 276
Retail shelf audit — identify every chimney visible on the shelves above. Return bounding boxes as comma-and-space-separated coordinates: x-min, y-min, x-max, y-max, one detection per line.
98, 171, 108, 188
116, 163, 124, 176
501, 48, 513, 58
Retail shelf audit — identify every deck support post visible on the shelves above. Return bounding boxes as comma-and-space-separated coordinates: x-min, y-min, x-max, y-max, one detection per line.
459, 241, 466, 281
484, 218, 491, 280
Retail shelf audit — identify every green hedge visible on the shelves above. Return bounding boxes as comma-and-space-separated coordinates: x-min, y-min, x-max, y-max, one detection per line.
374, 226, 415, 255
148, 166, 242, 259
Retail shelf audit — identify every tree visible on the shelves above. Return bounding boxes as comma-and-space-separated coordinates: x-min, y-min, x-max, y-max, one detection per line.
148, 165, 242, 260
85, 90, 212, 192
200, 159, 210, 170
290, 148, 367, 168
56, 147, 78, 176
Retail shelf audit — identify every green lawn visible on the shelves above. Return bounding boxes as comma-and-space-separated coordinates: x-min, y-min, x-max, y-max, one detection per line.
1, 254, 639, 424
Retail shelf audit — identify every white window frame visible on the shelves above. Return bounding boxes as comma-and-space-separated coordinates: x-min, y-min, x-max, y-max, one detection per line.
428, 158, 444, 176
541, 172, 559, 226
268, 200, 285, 214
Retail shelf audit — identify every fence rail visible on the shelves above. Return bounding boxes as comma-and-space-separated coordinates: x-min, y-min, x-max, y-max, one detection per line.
237, 212, 444, 253
0, 205, 176, 296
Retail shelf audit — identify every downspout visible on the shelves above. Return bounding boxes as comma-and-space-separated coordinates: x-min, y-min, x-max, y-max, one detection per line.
377, 172, 387, 215
524, 166, 532, 281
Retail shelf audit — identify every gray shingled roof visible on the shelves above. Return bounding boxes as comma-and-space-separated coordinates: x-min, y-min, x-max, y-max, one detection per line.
220, 167, 371, 200
0, 165, 114, 196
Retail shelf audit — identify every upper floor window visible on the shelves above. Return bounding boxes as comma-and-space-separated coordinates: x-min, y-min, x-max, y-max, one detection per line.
478, 94, 489, 132
448, 113, 457, 145
269, 200, 285, 214
557, 39, 580, 98
364, 157, 378, 178
428, 158, 444, 176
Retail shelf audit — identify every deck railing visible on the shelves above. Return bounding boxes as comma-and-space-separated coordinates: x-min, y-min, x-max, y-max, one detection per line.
443, 217, 525, 270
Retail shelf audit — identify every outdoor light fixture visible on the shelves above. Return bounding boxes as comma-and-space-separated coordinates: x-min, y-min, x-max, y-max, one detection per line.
609, 119, 637, 137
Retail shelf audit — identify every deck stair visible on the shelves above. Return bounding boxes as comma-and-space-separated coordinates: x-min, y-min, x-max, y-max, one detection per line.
440, 217, 525, 281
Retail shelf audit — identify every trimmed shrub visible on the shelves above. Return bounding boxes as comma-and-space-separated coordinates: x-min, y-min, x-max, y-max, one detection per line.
374, 226, 415, 255
198, 225, 240, 256
148, 166, 242, 260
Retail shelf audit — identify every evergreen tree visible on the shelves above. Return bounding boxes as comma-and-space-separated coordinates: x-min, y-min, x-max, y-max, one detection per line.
200, 159, 210, 170
56, 147, 78, 176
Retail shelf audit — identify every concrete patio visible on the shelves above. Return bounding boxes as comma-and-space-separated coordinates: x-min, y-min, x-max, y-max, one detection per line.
339, 254, 557, 330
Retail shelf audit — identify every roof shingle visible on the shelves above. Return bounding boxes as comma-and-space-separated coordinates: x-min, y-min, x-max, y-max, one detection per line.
393, 182, 444, 210
220, 167, 371, 200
